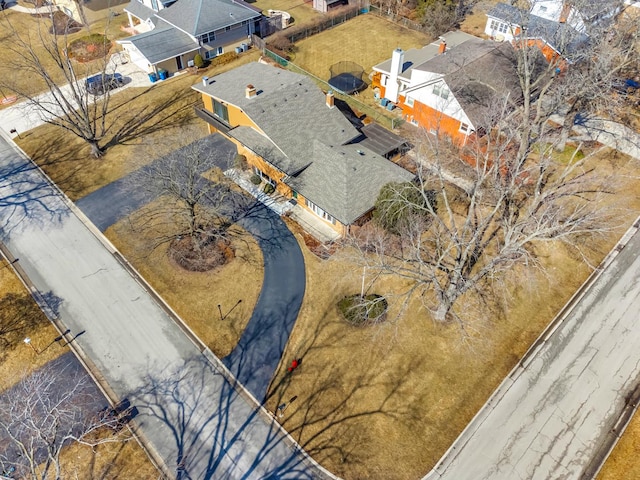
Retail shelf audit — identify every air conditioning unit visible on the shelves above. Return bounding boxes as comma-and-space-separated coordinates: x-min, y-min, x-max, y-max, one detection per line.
187, 59, 195, 67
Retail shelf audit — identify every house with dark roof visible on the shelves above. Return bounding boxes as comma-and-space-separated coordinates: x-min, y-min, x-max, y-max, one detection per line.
371, 32, 522, 146
484, 1, 618, 63
192, 61, 415, 237
118, 0, 262, 75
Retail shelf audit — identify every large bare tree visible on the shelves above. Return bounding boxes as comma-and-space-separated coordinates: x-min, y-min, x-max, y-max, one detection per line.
351, 2, 638, 326
0, 11, 117, 157
0, 360, 131, 479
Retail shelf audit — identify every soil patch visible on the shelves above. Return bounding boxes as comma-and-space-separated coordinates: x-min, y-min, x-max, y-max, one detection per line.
49, 11, 83, 35
68, 34, 112, 62
169, 235, 234, 272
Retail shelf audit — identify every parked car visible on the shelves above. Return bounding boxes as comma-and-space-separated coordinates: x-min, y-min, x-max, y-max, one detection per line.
85, 72, 124, 95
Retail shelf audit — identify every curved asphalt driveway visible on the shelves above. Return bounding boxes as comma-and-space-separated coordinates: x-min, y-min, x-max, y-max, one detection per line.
76, 134, 306, 402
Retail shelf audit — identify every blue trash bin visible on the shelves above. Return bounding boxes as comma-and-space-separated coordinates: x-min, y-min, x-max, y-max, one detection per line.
148, 72, 157, 83
158, 70, 168, 80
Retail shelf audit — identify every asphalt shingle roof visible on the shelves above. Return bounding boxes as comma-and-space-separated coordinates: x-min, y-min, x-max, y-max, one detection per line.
122, 19, 200, 64
156, 0, 260, 36
193, 62, 415, 224
124, 0, 155, 21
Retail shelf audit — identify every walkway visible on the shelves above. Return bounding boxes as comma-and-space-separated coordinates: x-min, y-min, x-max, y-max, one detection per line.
424, 219, 640, 479
76, 134, 307, 403
0, 131, 320, 478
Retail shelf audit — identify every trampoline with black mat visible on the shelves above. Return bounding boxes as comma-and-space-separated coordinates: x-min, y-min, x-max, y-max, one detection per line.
328, 61, 367, 95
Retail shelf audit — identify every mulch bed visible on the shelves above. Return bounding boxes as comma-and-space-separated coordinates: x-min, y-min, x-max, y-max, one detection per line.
68, 34, 113, 63
49, 11, 83, 34
169, 236, 235, 272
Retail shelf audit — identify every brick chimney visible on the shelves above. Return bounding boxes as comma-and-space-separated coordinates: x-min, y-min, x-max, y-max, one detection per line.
559, 3, 571, 23
326, 90, 335, 108
438, 40, 447, 55
245, 84, 257, 99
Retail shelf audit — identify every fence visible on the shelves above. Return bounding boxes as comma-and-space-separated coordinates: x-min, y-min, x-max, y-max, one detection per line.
262, 48, 404, 130
367, 5, 433, 37
283, 4, 365, 43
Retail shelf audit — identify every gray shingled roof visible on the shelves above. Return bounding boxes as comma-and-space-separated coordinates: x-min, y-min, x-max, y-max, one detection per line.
487, 2, 589, 58
193, 62, 415, 225
372, 31, 480, 82
227, 126, 292, 168
415, 41, 522, 127
156, 0, 260, 36
193, 62, 359, 175
119, 19, 200, 64
124, 0, 156, 21
288, 141, 415, 225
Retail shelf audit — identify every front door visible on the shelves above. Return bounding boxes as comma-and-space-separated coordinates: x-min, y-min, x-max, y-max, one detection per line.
175, 56, 183, 70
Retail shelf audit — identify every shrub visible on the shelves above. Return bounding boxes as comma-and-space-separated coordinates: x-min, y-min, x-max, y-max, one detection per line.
193, 53, 205, 69
338, 294, 388, 326
234, 154, 248, 170
250, 174, 262, 185
263, 183, 275, 194
373, 182, 436, 234
267, 32, 296, 54
210, 52, 238, 67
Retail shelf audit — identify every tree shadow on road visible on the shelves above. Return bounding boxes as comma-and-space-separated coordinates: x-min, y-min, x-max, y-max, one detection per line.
130, 356, 320, 479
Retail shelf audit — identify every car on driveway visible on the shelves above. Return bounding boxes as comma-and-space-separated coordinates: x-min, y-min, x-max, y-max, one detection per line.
85, 72, 124, 95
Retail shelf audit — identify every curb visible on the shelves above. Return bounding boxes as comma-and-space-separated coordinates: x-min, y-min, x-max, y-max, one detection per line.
423, 215, 640, 479
0, 131, 338, 479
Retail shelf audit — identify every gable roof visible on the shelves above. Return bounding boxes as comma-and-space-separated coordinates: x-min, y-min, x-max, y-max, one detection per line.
119, 19, 200, 64
156, 0, 260, 36
193, 62, 415, 225
124, 0, 156, 22
288, 141, 414, 225
416, 41, 523, 127
487, 2, 589, 58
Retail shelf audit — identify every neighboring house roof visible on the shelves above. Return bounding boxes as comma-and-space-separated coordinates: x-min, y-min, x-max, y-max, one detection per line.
416, 41, 523, 127
488, 2, 590, 58
372, 31, 479, 81
156, 0, 260, 36
124, 0, 156, 21
288, 141, 414, 225
119, 19, 200, 64
194, 62, 415, 225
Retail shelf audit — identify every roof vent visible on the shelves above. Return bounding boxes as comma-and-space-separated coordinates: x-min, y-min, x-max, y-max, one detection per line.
356, 150, 364, 155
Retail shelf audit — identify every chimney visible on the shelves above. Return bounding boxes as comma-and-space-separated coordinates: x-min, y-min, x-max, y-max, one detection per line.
202, 76, 209, 87
245, 84, 257, 99
326, 90, 334, 108
438, 40, 447, 55
386, 48, 404, 103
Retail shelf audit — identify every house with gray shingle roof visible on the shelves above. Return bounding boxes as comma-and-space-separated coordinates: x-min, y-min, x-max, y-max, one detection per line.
484, 1, 617, 63
371, 33, 522, 147
192, 61, 415, 238
118, 0, 262, 76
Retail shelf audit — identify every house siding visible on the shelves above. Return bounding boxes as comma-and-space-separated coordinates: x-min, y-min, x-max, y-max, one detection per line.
296, 192, 347, 235
404, 98, 470, 145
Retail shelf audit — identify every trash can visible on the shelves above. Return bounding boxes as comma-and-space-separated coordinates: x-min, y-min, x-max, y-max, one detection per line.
148, 72, 157, 83
235, 46, 242, 54
158, 69, 168, 80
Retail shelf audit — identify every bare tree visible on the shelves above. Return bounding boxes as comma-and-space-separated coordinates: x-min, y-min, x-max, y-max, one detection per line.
0, 12, 118, 157
349, 1, 639, 327
0, 361, 131, 479
130, 136, 249, 268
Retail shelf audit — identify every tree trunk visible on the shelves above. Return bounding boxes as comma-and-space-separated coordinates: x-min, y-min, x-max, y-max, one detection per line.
89, 140, 104, 158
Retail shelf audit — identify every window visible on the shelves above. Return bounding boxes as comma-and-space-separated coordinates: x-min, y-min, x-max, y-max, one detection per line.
226, 26, 231, 31
432, 83, 449, 100
306, 199, 336, 225
459, 122, 471, 134
200, 32, 215, 44
212, 99, 229, 122
405, 95, 414, 107
490, 19, 508, 34
217, 46, 223, 55
382, 76, 388, 87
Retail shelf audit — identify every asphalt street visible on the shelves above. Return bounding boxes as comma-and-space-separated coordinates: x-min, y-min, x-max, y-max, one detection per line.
76, 134, 307, 402
424, 223, 640, 479
0, 133, 318, 478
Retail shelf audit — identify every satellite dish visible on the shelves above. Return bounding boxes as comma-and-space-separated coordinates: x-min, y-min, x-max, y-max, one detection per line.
495, 34, 505, 42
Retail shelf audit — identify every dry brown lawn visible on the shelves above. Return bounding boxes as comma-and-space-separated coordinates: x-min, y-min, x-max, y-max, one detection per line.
459, 0, 500, 37
598, 417, 640, 480
292, 14, 431, 80
250, 0, 323, 27
105, 198, 264, 358
265, 147, 640, 480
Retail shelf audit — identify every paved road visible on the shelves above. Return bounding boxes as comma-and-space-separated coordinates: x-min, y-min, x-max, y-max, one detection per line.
424, 223, 640, 479
76, 133, 306, 403
0, 133, 318, 478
